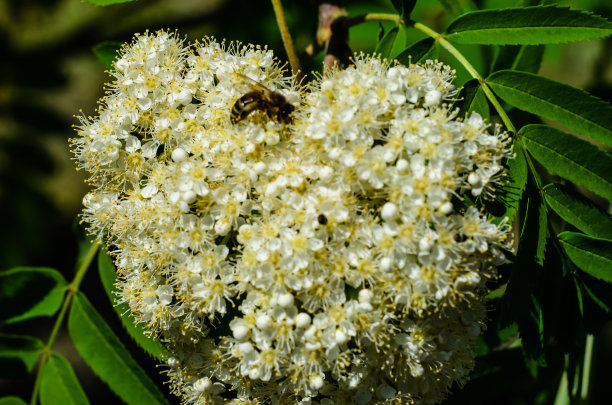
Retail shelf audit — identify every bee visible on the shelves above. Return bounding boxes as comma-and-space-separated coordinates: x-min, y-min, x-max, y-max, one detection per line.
230, 72, 295, 124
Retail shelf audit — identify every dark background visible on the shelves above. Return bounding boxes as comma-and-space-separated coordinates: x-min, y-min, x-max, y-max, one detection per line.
1, 0, 611, 404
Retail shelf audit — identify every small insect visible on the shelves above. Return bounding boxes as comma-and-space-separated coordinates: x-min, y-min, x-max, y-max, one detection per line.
453, 233, 468, 243
317, 214, 328, 225
230, 72, 295, 124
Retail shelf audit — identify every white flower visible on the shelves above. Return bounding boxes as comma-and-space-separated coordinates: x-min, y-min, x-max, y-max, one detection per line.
73, 31, 512, 405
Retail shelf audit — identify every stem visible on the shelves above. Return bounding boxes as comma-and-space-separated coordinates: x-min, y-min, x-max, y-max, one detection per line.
553, 366, 570, 405
580, 334, 594, 403
362, 13, 402, 24
270, 0, 303, 81
30, 242, 100, 405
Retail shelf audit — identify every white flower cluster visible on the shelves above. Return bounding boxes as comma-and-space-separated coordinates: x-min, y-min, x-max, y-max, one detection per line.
72, 30, 512, 404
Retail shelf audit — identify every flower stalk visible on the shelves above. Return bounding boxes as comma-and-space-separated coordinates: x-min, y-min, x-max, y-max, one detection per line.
271, 0, 303, 81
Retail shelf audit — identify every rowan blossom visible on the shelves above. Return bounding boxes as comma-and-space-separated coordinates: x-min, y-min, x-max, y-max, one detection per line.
72, 30, 512, 405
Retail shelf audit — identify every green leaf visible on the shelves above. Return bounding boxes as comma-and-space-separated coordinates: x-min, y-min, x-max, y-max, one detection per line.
396, 38, 438, 65
495, 141, 528, 224
543, 184, 612, 239
559, 232, 612, 283
501, 183, 547, 325
511, 45, 545, 73
40, 354, 89, 405
490, 45, 544, 74
446, 6, 612, 45
0, 397, 28, 405
445, 348, 533, 404
454, 79, 489, 121
577, 275, 612, 313
84, 0, 136, 5
0, 268, 67, 324
573, 276, 585, 317
374, 26, 400, 59
479, 140, 527, 224
68, 292, 169, 405
0, 334, 43, 378
518, 293, 545, 368
508, 184, 548, 367
98, 251, 166, 360
519, 125, 612, 201
92, 42, 121, 71
488, 71, 612, 146
377, 22, 385, 43
390, 0, 417, 21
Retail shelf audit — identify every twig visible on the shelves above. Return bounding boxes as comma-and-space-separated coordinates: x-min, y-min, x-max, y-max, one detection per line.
270, 0, 303, 81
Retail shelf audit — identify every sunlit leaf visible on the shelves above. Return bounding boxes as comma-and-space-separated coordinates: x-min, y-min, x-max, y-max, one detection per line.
519, 125, 612, 201
489, 71, 612, 146
40, 354, 89, 405
68, 292, 169, 405
98, 251, 166, 360
0, 334, 43, 378
446, 6, 612, 45
396, 38, 438, 65
543, 184, 612, 239
559, 232, 612, 283
0, 268, 67, 324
